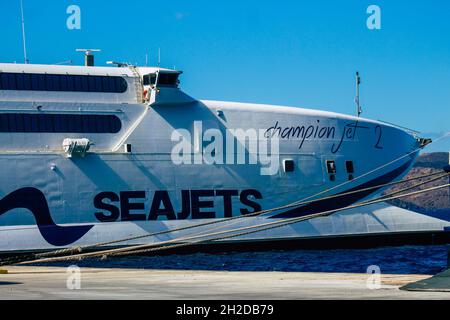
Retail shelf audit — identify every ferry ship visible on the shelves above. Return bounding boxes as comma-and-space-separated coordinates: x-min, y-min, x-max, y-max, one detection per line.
0, 56, 449, 255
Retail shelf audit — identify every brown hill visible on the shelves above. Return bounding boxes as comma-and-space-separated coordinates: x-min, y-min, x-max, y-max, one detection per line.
385, 152, 449, 212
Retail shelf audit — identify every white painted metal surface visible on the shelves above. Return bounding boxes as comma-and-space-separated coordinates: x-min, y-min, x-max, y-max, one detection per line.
0, 62, 445, 254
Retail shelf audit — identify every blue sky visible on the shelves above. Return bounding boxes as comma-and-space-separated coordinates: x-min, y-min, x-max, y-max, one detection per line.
0, 0, 449, 151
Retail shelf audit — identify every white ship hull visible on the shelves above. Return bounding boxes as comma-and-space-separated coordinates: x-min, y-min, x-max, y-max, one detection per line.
0, 62, 442, 254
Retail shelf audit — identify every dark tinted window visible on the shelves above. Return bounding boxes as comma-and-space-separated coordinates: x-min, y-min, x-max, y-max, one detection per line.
0, 113, 121, 133
74, 75, 83, 92
31, 74, 40, 90
46, 74, 60, 91
0, 73, 127, 93
102, 76, 113, 92
143, 74, 158, 86
284, 159, 295, 173
158, 73, 179, 86
326, 160, 337, 174
16, 73, 27, 90
80, 75, 89, 92
115, 77, 127, 92
1, 73, 16, 90
345, 161, 354, 174
37, 74, 46, 91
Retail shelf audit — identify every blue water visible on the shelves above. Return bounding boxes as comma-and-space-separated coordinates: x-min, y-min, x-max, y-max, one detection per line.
40, 245, 449, 275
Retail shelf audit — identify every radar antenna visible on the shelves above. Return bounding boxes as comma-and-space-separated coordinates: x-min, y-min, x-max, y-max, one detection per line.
76, 49, 101, 66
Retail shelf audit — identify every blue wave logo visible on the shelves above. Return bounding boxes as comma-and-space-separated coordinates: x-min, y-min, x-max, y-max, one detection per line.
0, 188, 93, 246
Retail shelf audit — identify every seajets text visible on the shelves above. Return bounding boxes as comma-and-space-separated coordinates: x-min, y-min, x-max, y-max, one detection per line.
94, 189, 262, 222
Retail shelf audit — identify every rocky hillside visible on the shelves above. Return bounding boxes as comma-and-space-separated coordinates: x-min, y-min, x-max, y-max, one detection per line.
386, 152, 449, 213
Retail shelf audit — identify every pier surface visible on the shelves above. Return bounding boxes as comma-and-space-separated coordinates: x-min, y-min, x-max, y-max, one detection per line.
0, 266, 449, 299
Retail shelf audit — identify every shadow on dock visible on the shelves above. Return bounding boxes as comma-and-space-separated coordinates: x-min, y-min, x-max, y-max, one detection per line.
401, 268, 450, 292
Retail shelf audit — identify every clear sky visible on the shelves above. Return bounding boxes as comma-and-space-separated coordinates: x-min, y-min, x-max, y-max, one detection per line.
0, 0, 449, 151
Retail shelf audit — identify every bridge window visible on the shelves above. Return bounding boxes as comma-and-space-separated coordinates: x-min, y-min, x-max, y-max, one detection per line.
143, 73, 179, 87
0, 113, 122, 133
143, 74, 157, 86
0, 73, 128, 93
158, 73, 179, 86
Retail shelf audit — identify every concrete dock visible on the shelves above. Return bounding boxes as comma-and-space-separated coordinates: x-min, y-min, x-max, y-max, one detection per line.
1, 266, 450, 299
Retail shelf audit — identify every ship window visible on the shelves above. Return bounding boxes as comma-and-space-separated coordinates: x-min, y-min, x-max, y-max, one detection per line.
143, 75, 150, 86
59, 75, 68, 91
102, 76, 112, 92
283, 159, 295, 173
1, 73, 16, 90
37, 74, 46, 91
0, 113, 121, 133
16, 73, 31, 90
326, 160, 336, 174
88, 76, 97, 92
46, 74, 60, 91
31, 74, 40, 90
345, 161, 354, 174
0, 72, 128, 93
115, 77, 128, 92
143, 74, 158, 86
158, 73, 179, 86
80, 75, 89, 92
8, 114, 17, 131
143, 73, 178, 87
74, 75, 83, 91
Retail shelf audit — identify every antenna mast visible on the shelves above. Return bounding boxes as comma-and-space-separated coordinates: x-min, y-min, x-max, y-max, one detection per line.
20, 0, 29, 64
158, 48, 161, 67
355, 71, 362, 117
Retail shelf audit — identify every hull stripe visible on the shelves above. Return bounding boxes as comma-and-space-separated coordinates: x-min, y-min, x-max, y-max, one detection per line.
271, 159, 414, 219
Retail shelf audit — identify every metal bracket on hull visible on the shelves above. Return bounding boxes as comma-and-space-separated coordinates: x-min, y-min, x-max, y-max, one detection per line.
62, 138, 91, 158
418, 138, 433, 149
